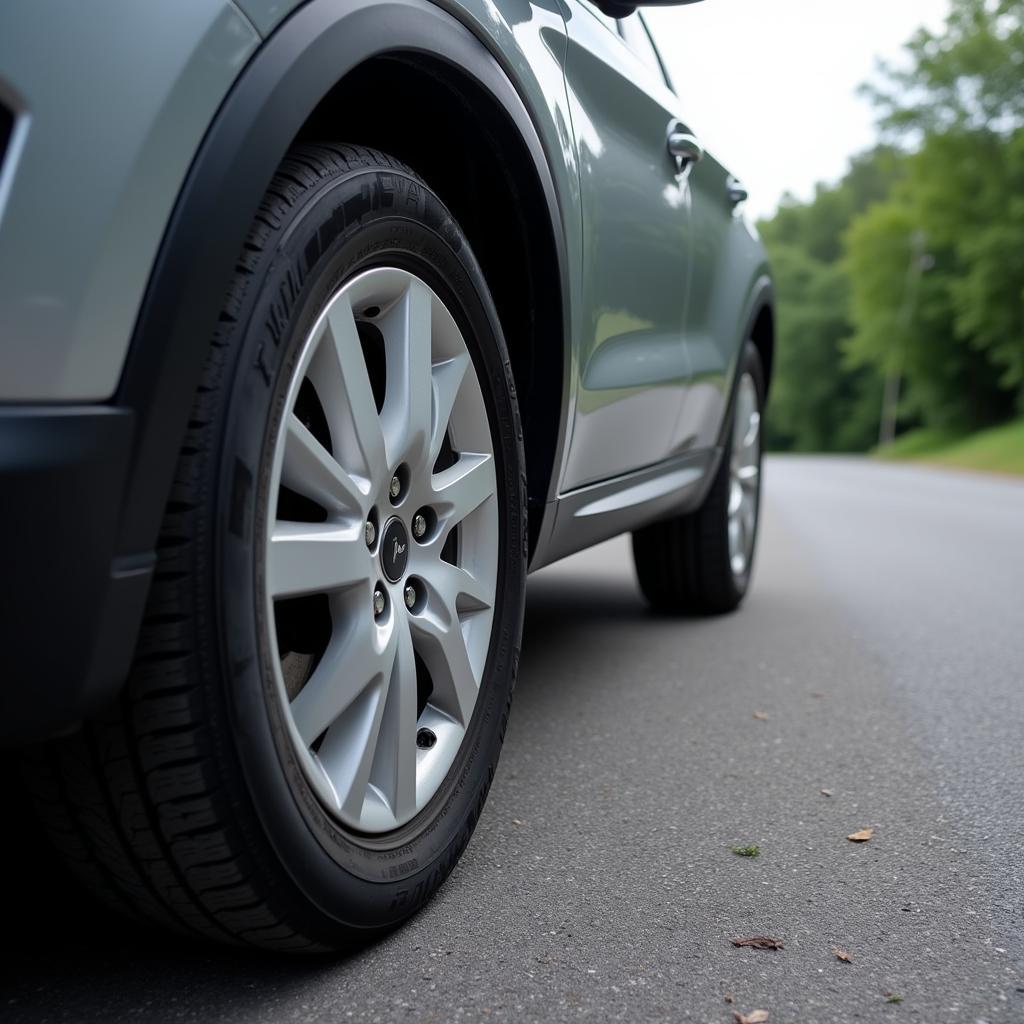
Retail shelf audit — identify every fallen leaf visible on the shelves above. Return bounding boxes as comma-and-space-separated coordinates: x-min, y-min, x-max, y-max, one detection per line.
820, 788, 833, 797
724, 993, 734, 1004
847, 827, 874, 842
883, 992, 903, 1004
731, 935, 784, 950
733, 1010, 769, 1024
833, 947, 852, 962
512, 819, 525, 826
753, 710, 770, 721
731, 844, 760, 858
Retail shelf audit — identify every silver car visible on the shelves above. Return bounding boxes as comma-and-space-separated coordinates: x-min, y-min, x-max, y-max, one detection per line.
0, 0, 772, 949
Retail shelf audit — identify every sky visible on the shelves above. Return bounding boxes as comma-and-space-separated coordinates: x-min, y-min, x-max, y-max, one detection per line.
645, 0, 950, 220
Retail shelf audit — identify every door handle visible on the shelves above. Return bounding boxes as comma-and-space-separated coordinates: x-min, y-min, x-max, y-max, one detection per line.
667, 124, 703, 171
727, 176, 749, 205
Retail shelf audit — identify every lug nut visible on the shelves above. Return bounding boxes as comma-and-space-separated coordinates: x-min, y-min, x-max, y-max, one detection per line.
404, 583, 417, 609
412, 513, 427, 540
364, 520, 376, 547
373, 588, 386, 616
416, 728, 437, 749
389, 475, 401, 500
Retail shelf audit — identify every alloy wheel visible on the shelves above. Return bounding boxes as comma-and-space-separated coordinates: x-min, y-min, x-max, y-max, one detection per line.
264, 267, 499, 834
727, 372, 761, 578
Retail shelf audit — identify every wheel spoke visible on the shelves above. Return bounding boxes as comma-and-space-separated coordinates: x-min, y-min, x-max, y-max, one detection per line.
288, 612, 389, 745
432, 453, 495, 527
429, 353, 470, 467
268, 522, 370, 598
381, 278, 434, 467
368, 611, 419, 821
423, 558, 493, 614
308, 294, 387, 482
316, 680, 388, 821
737, 463, 760, 492
281, 414, 366, 516
411, 612, 478, 726
313, 621, 400, 818
742, 410, 761, 453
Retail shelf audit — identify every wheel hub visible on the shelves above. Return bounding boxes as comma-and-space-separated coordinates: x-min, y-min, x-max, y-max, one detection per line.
379, 517, 409, 583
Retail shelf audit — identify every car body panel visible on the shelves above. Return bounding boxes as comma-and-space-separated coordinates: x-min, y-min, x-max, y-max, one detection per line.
672, 151, 771, 451
557, 2, 694, 491
0, 0, 259, 402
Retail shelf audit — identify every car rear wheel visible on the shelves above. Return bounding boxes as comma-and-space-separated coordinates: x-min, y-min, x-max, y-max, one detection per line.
23, 144, 526, 951
631, 341, 765, 615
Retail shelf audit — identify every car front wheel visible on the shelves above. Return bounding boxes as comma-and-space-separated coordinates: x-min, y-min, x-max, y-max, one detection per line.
24, 145, 527, 951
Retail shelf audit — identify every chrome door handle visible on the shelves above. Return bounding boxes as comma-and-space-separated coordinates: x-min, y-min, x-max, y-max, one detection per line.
667, 124, 703, 170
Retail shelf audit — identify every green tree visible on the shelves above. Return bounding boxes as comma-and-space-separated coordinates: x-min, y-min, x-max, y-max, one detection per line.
759, 148, 902, 451
848, 0, 1024, 424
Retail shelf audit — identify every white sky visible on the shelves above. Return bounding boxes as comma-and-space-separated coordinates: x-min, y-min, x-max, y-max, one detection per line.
645, 0, 950, 219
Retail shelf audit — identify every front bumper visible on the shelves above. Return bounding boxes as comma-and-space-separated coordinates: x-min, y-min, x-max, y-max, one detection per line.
0, 406, 152, 744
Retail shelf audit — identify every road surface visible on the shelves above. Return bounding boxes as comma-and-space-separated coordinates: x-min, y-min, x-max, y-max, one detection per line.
4, 457, 1023, 1023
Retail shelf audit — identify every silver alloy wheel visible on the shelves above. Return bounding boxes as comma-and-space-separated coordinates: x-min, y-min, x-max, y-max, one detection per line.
264, 267, 499, 834
727, 372, 761, 578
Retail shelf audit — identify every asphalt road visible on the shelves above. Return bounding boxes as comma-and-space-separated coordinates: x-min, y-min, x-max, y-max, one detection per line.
4, 456, 1023, 1023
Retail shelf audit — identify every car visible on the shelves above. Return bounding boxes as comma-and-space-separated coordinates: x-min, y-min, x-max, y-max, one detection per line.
0, 0, 772, 951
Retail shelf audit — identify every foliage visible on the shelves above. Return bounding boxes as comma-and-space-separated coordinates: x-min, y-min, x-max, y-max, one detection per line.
759, 149, 899, 452
762, 0, 1024, 452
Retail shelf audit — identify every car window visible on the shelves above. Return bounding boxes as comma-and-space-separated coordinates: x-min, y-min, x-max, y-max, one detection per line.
617, 14, 673, 92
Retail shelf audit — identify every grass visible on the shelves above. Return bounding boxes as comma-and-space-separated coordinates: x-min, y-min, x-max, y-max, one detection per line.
876, 418, 1024, 476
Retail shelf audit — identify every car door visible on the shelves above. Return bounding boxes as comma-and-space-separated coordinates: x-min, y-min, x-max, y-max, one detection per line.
559, 4, 696, 491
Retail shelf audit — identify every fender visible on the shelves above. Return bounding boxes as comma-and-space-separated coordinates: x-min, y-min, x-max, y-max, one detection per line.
35, 0, 569, 735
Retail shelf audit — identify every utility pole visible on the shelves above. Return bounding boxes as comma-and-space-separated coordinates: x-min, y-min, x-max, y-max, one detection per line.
878, 230, 932, 448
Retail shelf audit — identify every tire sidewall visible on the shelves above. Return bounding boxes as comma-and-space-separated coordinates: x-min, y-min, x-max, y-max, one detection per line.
215, 161, 525, 931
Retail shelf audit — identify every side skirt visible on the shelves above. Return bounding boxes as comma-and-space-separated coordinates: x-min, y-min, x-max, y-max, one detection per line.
529, 447, 721, 571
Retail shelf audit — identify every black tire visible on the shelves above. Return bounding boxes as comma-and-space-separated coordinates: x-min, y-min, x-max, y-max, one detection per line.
22, 145, 527, 952
632, 342, 765, 616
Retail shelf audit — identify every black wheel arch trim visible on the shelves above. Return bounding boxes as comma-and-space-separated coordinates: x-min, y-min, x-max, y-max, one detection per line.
694, 274, 774, 511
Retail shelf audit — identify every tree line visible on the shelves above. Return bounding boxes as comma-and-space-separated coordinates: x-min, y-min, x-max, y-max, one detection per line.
761, 0, 1024, 453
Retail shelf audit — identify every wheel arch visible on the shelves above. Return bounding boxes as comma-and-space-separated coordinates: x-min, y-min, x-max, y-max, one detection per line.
295, 53, 566, 553
749, 298, 775, 394
114, 0, 570, 570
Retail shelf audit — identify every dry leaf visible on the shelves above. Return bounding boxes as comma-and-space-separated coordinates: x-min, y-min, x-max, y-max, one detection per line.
753, 711, 769, 721
833, 947, 852, 962
724, 993, 734, 1004
733, 1011, 769, 1024
731, 935, 784, 950
820, 788, 833, 797
847, 827, 874, 842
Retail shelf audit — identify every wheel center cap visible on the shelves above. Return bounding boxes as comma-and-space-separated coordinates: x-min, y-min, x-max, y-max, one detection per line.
380, 517, 409, 583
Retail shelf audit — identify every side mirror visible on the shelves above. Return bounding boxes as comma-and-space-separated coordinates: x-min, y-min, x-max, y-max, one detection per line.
597, 0, 704, 19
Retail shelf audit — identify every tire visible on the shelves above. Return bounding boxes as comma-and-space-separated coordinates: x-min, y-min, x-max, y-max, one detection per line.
23, 144, 527, 951
632, 342, 765, 616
